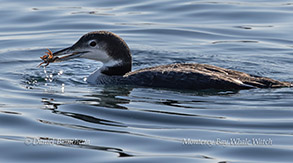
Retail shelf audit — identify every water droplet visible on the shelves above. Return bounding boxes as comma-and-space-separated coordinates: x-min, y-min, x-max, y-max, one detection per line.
61, 83, 65, 93
58, 70, 63, 75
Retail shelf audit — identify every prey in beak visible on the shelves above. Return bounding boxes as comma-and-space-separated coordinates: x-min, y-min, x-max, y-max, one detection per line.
38, 47, 88, 67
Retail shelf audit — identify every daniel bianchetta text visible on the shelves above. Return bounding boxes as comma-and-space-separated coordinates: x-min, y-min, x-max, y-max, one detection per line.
182, 138, 273, 147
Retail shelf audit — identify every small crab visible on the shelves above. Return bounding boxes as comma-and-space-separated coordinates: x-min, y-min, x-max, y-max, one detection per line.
38, 49, 57, 67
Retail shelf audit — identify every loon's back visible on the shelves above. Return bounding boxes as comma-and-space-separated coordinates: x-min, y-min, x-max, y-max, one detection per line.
123, 63, 291, 90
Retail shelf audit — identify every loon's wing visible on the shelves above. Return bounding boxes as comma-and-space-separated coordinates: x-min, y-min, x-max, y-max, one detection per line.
124, 63, 291, 90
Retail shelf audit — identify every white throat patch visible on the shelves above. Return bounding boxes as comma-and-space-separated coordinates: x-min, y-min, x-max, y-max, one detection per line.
103, 60, 122, 68
86, 59, 122, 84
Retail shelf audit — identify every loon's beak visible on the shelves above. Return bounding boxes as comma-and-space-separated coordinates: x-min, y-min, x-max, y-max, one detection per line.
52, 47, 88, 62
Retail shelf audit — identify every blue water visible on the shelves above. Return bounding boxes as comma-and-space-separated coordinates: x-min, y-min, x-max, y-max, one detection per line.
0, 0, 293, 162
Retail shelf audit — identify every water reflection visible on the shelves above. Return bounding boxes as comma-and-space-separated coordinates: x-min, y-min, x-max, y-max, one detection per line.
82, 85, 133, 109
40, 98, 127, 128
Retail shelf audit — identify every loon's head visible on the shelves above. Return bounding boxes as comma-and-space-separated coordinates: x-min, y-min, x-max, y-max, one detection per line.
53, 31, 132, 76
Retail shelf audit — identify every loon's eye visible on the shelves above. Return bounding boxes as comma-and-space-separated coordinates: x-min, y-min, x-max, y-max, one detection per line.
89, 41, 97, 47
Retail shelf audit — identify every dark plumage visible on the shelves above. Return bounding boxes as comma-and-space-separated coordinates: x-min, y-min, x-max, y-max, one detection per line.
124, 63, 291, 90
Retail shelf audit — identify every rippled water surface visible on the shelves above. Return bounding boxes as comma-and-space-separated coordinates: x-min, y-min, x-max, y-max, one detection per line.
1, 0, 293, 162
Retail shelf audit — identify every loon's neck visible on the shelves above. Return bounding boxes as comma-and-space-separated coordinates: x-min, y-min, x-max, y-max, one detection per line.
86, 60, 132, 84
100, 62, 132, 76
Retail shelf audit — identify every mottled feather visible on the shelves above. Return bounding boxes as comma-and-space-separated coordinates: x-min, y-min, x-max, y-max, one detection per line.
121, 63, 291, 90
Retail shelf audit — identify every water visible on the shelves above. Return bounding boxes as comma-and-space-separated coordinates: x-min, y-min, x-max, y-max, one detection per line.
0, 0, 293, 162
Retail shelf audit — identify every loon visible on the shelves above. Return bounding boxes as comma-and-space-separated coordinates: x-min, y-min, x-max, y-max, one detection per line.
49, 31, 291, 90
